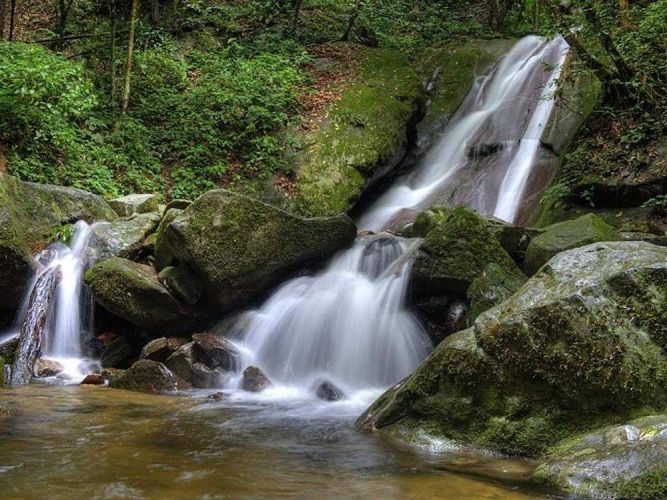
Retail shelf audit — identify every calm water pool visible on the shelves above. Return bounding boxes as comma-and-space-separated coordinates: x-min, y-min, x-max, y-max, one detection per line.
0, 385, 551, 498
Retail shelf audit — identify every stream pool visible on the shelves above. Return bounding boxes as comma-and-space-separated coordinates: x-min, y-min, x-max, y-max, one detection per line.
0, 385, 552, 499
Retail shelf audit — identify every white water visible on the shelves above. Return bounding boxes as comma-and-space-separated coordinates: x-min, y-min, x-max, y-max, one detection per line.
226, 36, 569, 402
224, 235, 432, 402
359, 35, 569, 230
15, 221, 98, 381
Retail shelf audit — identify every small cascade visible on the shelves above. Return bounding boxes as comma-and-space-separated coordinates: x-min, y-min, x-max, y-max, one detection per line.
358, 35, 569, 230
8, 221, 98, 385
225, 235, 432, 395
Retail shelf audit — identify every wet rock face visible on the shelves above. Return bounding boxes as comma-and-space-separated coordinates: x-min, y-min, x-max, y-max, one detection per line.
241, 366, 272, 393
86, 257, 201, 335
360, 242, 667, 457
160, 189, 357, 311
109, 360, 178, 393
532, 415, 667, 497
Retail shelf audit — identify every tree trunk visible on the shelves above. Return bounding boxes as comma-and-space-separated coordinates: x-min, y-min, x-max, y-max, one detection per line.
56, 0, 73, 50
110, 0, 117, 105
291, 0, 302, 34
0, 0, 6, 40
150, 0, 160, 23
619, 0, 629, 27
341, 0, 362, 41
8, 0, 16, 40
117, 0, 139, 130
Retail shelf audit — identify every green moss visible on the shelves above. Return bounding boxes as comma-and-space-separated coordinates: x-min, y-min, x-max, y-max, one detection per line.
615, 469, 667, 500
524, 213, 618, 275
413, 207, 521, 294
293, 45, 423, 216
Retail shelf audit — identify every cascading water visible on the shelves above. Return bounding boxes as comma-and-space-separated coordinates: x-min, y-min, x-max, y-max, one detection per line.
8, 221, 98, 384
358, 35, 569, 231
226, 235, 432, 395
224, 35, 569, 402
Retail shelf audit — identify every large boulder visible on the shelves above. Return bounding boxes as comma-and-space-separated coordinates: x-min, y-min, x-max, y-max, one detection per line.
289, 47, 424, 217
108, 194, 159, 217
0, 174, 115, 312
523, 213, 617, 275
153, 208, 182, 271
108, 359, 179, 393
90, 212, 161, 260
359, 242, 667, 457
86, 257, 201, 335
140, 337, 190, 363
532, 415, 667, 497
412, 208, 523, 296
158, 265, 203, 306
159, 190, 357, 310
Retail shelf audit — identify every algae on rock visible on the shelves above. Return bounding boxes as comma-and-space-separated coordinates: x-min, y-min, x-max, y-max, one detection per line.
359, 242, 667, 458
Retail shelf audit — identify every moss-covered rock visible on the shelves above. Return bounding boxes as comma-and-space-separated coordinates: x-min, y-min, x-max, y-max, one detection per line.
162, 189, 357, 310
532, 415, 667, 498
108, 359, 179, 393
412, 207, 522, 296
359, 242, 667, 457
158, 265, 203, 305
523, 213, 618, 275
86, 257, 201, 335
291, 46, 424, 216
0, 174, 115, 312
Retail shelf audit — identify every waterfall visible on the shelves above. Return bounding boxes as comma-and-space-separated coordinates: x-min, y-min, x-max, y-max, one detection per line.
226, 235, 432, 393
358, 35, 569, 230
8, 221, 97, 384
226, 35, 569, 401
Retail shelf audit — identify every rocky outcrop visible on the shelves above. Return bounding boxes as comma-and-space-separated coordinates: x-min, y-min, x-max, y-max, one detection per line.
109, 359, 180, 393
523, 213, 618, 275
86, 257, 201, 335
412, 208, 524, 295
288, 47, 424, 217
108, 194, 159, 217
359, 242, 667, 457
0, 173, 115, 312
159, 189, 357, 310
532, 415, 667, 497
90, 212, 161, 260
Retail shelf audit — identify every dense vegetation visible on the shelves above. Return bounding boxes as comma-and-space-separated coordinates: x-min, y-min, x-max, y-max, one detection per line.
0, 1, 664, 205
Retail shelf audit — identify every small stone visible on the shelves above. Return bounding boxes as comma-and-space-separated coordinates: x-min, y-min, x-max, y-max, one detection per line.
241, 366, 272, 392
34, 358, 64, 378
81, 374, 105, 385
208, 391, 225, 401
315, 381, 345, 401
141, 337, 190, 363
101, 368, 126, 384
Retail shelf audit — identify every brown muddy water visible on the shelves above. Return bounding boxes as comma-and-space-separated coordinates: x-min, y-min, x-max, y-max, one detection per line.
0, 385, 551, 499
